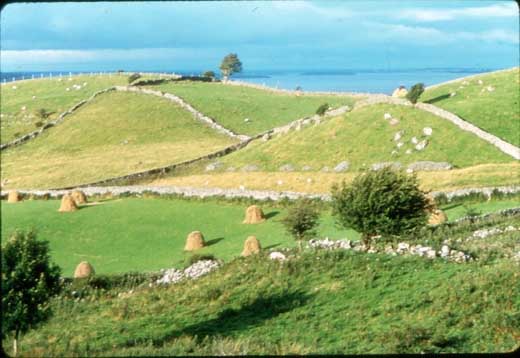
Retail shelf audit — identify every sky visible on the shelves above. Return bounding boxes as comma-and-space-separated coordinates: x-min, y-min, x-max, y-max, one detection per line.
0, 0, 518, 72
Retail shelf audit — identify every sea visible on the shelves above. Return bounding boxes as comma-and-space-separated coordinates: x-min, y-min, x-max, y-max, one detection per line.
0, 68, 499, 94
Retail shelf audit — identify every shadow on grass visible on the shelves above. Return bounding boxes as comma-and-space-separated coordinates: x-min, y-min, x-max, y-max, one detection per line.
263, 243, 281, 250
206, 237, 224, 247
424, 93, 451, 104
264, 211, 280, 220
155, 291, 312, 345
441, 203, 462, 211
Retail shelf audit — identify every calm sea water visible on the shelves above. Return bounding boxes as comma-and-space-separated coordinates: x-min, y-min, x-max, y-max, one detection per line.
0, 68, 497, 94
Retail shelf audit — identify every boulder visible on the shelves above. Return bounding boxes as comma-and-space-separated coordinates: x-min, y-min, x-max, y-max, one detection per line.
407, 161, 452, 171
333, 161, 349, 172
371, 162, 402, 171
392, 86, 408, 98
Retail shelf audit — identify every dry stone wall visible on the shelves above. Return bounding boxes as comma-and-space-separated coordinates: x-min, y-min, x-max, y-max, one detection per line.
0, 87, 116, 151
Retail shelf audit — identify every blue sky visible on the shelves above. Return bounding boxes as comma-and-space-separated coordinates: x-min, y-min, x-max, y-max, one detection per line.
0, 1, 518, 72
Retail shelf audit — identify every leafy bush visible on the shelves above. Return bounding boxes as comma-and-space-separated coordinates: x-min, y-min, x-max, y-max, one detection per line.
316, 103, 329, 116
331, 168, 429, 246
406, 83, 425, 104
36, 108, 51, 120
128, 73, 141, 84
1, 231, 61, 355
281, 198, 320, 250
13, 132, 21, 138
34, 121, 44, 128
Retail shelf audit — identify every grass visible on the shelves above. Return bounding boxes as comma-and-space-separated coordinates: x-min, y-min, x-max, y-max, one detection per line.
2, 212, 519, 355
148, 163, 520, 193
421, 67, 520, 146
144, 81, 361, 135
0, 74, 139, 144
212, 103, 513, 172
1, 91, 238, 189
2, 196, 518, 276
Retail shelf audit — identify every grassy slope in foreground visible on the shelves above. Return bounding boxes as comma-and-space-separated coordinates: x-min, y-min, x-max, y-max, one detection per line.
2, 197, 518, 276
421, 68, 520, 146
6, 244, 520, 355
0, 74, 135, 144
1, 91, 237, 189
215, 103, 513, 172
145, 81, 360, 135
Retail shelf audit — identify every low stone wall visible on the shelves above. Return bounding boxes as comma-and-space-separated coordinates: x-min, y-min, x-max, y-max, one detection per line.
5, 185, 518, 203
113, 86, 249, 141
415, 102, 520, 160
0, 87, 116, 151
224, 79, 372, 98
353, 94, 412, 109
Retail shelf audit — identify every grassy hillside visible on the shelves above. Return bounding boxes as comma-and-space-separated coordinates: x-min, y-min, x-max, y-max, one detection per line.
2, 196, 518, 276
144, 81, 360, 135
0, 74, 137, 144
1, 91, 237, 189
2, 212, 519, 355
421, 68, 520, 146
210, 103, 513, 172
149, 163, 520, 193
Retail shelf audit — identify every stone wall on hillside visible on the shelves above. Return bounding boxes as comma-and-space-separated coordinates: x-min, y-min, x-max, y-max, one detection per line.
113, 86, 249, 141
4, 185, 519, 203
0, 87, 116, 151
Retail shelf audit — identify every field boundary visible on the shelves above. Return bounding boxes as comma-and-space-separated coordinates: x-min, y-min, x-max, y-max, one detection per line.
424, 67, 518, 90
4, 185, 519, 202
352, 95, 520, 160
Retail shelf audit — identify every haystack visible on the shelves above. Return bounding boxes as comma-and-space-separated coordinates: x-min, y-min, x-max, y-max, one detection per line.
58, 194, 78, 212
74, 261, 95, 279
184, 231, 205, 251
428, 209, 447, 225
71, 190, 87, 205
241, 236, 261, 256
7, 191, 21, 203
243, 205, 265, 224
392, 86, 408, 98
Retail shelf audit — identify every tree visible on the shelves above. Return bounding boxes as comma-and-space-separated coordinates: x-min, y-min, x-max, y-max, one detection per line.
316, 103, 329, 116
219, 53, 242, 80
202, 70, 216, 79
1, 231, 61, 356
406, 83, 425, 104
331, 168, 429, 247
281, 198, 320, 251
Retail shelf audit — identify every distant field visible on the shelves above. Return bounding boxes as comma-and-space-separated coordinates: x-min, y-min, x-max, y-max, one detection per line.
421, 68, 520, 146
207, 103, 513, 172
2, 197, 517, 276
145, 81, 361, 135
1, 91, 237, 189
0, 74, 135, 144
149, 163, 520, 193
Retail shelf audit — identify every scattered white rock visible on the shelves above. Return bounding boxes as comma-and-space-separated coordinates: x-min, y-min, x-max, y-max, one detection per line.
394, 131, 403, 141
450, 92, 456, 97
406, 168, 413, 173
477, 79, 483, 85
415, 140, 428, 151
32, 96, 37, 100
405, 149, 412, 155
334, 161, 349, 172
301, 165, 313, 171
423, 127, 433, 136
277, 180, 283, 186
21, 106, 26, 111
65, 88, 70, 91
389, 118, 399, 126
486, 86, 495, 92
244, 118, 250, 123
279, 164, 294, 172
411, 136, 418, 144
391, 150, 398, 156
306, 178, 313, 184
397, 142, 404, 148
269, 252, 287, 261
239, 185, 245, 190
156, 260, 220, 285
384, 113, 392, 120
440, 245, 450, 258
12, 85, 17, 90
205, 161, 223, 172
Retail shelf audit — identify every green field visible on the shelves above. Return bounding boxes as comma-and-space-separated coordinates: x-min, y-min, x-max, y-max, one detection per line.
421, 68, 520, 146
213, 103, 513, 172
145, 81, 360, 135
3, 212, 519, 355
1, 91, 238, 189
2, 196, 518, 276
0, 74, 135, 144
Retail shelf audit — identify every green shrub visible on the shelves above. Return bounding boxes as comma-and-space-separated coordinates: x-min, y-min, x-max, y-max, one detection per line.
36, 108, 51, 120
331, 168, 429, 246
1, 231, 61, 355
316, 103, 329, 116
13, 132, 21, 138
406, 83, 425, 104
128, 73, 141, 84
34, 121, 44, 128
281, 198, 320, 251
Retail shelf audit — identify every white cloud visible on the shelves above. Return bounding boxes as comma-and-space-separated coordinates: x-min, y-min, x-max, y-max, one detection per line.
398, 3, 517, 22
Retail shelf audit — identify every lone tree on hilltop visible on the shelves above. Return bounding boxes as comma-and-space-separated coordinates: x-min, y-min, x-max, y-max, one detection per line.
1, 231, 61, 356
331, 168, 429, 247
219, 53, 242, 81
406, 83, 425, 104
282, 198, 320, 251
